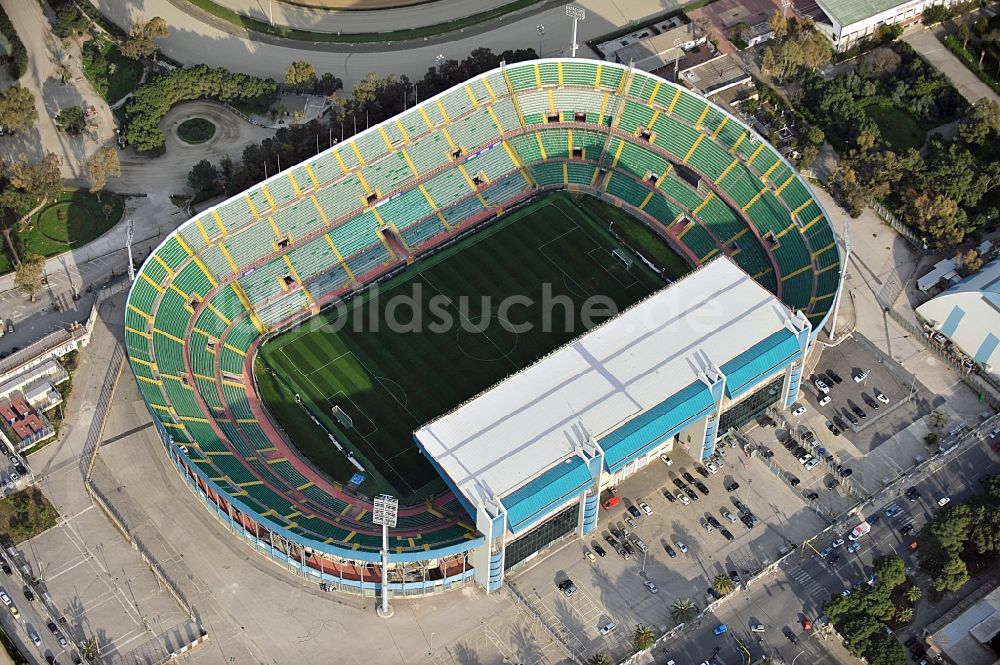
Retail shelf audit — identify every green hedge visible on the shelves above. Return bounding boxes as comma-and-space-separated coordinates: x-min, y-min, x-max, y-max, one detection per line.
943, 34, 1000, 95
0, 4, 27, 79
123, 65, 276, 154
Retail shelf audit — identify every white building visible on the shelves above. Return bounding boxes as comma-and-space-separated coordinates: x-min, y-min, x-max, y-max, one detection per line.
916, 257, 1000, 380
808, 0, 958, 51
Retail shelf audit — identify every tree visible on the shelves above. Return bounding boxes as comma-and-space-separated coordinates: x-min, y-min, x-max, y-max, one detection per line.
9, 153, 62, 204
958, 21, 972, 50
861, 47, 902, 79
632, 624, 654, 651
930, 503, 971, 554
873, 556, 906, 589
286, 60, 318, 93
904, 586, 922, 603
960, 248, 984, 273
959, 100, 1000, 145
55, 106, 86, 135
87, 147, 120, 199
671, 598, 697, 624
0, 85, 37, 133
122, 17, 169, 60
586, 653, 612, 665
52, 4, 88, 38
769, 10, 788, 38
895, 607, 913, 623
187, 159, 219, 196
934, 554, 969, 592
928, 411, 949, 428
82, 638, 98, 660
712, 574, 735, 596
14, 253, 44, 301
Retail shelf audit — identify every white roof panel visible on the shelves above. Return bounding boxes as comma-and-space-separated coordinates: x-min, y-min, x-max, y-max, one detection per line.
415, 257, 799, 508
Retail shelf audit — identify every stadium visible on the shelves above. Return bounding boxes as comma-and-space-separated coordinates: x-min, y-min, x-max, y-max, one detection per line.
124, 58, 842, 597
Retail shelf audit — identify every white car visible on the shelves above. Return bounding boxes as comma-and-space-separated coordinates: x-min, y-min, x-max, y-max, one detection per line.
28, 630, 40, 648
831, 538, 845, 548
814, 379, 830, 394
792, 405, 807, 417
798, 453, 813, 465
722, 510, 737, 523
0, 591, 10, 607
937, 497, 951, 507
677, 492, 691, 505
660, 453, 673, 466
705, 461, 719, 474
853, 370, 869, 383
875, 391, 889, 404
804, 458, 819, 471
701, 520, 714, 533
644, 580, 658, 594
676, 541, 688, 554
599, 620, 617, 635
818, 395, 832, 406
638, 500, 652, 515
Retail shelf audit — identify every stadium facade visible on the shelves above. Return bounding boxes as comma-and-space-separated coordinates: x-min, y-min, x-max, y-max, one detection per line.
124, 58, 841, 596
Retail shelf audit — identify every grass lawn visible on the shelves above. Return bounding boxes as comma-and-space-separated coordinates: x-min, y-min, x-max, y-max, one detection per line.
17, 191, 124, 258
187, 0, 541, 43
0, 487, 58, 545
81, 35, 143, 104
177, 117, 216, 144
0, 250, 11, 276
865, 103, 925, 152
257, 192, 687, 498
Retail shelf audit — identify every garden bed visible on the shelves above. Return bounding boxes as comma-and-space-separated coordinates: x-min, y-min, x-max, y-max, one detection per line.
17, 191, 124, 258
81, 35, 143, 104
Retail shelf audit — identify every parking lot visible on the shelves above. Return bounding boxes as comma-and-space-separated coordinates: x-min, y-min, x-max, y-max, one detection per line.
509, 445, 830, 662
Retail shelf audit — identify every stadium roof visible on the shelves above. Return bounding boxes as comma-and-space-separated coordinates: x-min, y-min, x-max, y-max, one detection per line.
814, 0, 903, 28
415, 257, 803, 516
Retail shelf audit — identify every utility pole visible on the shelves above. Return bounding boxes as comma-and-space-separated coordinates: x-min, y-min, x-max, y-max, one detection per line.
565, 5, 585, 57
374, 494, 398, 618
125, 219, 135, 282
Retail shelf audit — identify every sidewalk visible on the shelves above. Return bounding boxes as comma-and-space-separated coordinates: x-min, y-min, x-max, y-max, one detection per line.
903, 27, 1000, 106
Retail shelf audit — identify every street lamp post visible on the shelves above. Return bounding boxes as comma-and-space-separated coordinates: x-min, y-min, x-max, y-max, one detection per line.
537, 24, 546, 58
125, 219, 135, 282
565, 5, 585, 57
373, 494, 398, 618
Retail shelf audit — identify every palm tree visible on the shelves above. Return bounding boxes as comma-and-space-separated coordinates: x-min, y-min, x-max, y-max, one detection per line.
587, 652, 612, 665
633, 624, 655, 651
905, 586, 922, 603
897, 607, 914, 623
671, 597, 697, 624
82, 638, 98, 660
712, 574, 735, 596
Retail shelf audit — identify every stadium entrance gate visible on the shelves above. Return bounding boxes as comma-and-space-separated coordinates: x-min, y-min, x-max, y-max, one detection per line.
503, 504, 580, 573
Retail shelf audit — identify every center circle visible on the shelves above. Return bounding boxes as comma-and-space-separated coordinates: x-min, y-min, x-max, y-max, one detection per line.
455, 314, 519, 362
177, 117, 217, 144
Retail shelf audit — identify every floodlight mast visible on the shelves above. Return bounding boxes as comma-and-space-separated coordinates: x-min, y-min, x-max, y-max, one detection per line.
566, 5, 585, 57
373, 494, 398, 618
126, 219, 135, 282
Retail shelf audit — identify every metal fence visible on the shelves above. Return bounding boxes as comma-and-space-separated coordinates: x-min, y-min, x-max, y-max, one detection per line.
505, 583, 582, 665
870, 201, 928, 251
82, 344, 124, 480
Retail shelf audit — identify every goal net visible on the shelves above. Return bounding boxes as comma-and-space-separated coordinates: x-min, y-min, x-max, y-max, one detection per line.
332, 405, 354, 429
612, 248, 634, 271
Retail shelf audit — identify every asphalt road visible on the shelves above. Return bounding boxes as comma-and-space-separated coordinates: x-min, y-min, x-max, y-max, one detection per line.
663, 430, 1000, 665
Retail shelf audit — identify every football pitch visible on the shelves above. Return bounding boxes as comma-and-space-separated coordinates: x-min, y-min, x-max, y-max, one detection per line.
255, 191, 690, 499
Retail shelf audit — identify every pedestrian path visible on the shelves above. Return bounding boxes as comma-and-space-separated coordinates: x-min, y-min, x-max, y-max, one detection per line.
787, 564, 829, 601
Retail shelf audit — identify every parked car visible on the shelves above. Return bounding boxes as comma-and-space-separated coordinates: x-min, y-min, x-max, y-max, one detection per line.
682, 471, 696, 484
875, 391, 889, 404
937, 496, 951, 507
601, 497, 620, 510
705, 461, 719, 474
713, 624, 729, 636
627, 505, 642, 519
694, 481, 710, 496
585, 550, 596, 562
814, 378, 830, 394
750, 623, 766, 633
820, 546, 834, 557
733, 499, 749, 514
722, 510, 737, 523
905, 487, 920, 502
677, 492, 691, 506
701, 520, 715, 533
557, 579, 577, 597
884, 504, 902, 518
624, 516, 637, 529
818, 395, 832, 406
593, 544, 607, 557
792, 405, 807, 416
663, 489, 676, 503
831, 538, 845, 548
804, 458, 819, 471
802, 619, 813, 631
599, 620, 617, 635
707, 516, 722, 529
664, 544, 677, 558
644, 580, 658, 594
675, 541, 688, 554
660, 453, 673, 465
853, 370, 869, 383
720, 528, 734, 541
900, 525, 914, 536
725, 481, 740, 492
847, 542, 861, 553
827, 370, 843, 384
685, 488, 699, 502
696, 465, 710, 478
852, 404, 867, 420
638, 500, 652, 515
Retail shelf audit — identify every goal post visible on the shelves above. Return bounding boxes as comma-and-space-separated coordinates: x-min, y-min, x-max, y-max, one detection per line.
612, 248, 633, 271
332, 405, 354, 429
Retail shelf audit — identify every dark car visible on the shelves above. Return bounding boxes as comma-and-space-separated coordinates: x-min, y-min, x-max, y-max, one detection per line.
663, 489, 676, 503
843, 411, 859, 426
905, 487, 920, 502
14, 465, 25, 475
827, 370, 843, 384
682, 471, 696, 484
827, 421, 842, 436
685, 488, 699, 502
759, 447, 774, 459
611, 527, 624, 540
840, 468, 853, 478
900, 524, 914, 536
741, 513, 757, 529
733, 499, 749, 513
627, 505, 642, 519
618, 547, 631, 560
696, 465, 710, 478
789, 475, 801, 487
826, 554, 841, 565
904, 637, 917, 648
806, 492, 819, 500
833, 415, 848, 431
695, 481, 710, 496
557, 579, 578, 597
673, 478, 687, 490
593, 544, 607, 557
21, 586, 33, 602
729, 570, 742, 583
864, 394, 881, 411
605, 534, 618, 547
664, 544, 677, 557
725, 481, 740, 492
0, 563, 10, 576
867, 514, 882, 525
852, 404, 867, 420
707, 516, 722, 528
720, 528, 734, 541
801, 429, 815, 442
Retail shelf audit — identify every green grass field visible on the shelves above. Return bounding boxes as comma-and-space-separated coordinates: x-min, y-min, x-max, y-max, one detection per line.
256, 192, 689, 499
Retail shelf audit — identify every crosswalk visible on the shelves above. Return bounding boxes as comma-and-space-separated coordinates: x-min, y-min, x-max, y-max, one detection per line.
787, 564, 831, 601
882, 503, 916, 529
